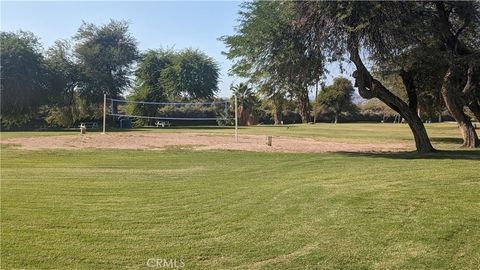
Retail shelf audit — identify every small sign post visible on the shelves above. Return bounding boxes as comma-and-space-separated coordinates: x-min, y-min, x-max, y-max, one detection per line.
235, 94, 238, 142
102, 94, 106, 134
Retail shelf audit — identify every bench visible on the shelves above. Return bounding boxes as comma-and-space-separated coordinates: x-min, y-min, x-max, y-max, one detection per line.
155, 121, 171, 128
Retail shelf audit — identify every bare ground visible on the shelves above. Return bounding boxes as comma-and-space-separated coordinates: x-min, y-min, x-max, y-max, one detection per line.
1, 132, 411, 153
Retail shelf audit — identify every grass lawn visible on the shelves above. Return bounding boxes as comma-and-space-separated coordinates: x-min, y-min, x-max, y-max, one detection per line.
1, 124, 480, 269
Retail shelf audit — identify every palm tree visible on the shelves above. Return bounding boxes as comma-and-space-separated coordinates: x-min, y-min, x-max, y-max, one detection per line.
231, 83, 258, 125
259, 84, 286, 125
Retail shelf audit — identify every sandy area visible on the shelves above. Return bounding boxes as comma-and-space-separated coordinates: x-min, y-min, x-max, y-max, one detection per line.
1, 132, 411, 153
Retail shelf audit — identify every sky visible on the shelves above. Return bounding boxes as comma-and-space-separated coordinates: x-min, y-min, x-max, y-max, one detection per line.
1, 1, 351, 99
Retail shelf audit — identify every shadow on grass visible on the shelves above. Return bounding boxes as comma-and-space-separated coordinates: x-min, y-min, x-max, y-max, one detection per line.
337, 150, 480, 160
431, 137, 464, 144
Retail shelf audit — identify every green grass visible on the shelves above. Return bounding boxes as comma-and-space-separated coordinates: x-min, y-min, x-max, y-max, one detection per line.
1, 125, 480, 269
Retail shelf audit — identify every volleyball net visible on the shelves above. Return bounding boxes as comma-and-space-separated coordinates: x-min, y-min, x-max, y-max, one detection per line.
106, 98, 232, 124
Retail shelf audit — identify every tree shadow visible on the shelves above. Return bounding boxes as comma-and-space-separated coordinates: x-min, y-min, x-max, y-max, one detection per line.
430, 137, 464, 144
337, 150, 480, 160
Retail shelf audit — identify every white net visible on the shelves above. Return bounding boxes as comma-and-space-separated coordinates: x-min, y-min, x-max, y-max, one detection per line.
107, 98, 232, 124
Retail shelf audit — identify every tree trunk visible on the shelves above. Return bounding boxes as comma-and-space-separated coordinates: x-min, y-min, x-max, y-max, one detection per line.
238, 106, 248, 126
467, 101, 480, 123
375, 93, 434, 153
297, 88, 311, 123
463, 64, 480, 123
434, 3, 478, 147
441, 67, 479, 148
348, 36, 435, 152
399, 69, 418, 112
273, 109, 282, 125
402, 110, 435, 153
334, 113, 338, 124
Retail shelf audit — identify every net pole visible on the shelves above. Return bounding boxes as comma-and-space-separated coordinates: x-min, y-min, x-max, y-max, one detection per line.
235, 94, 238, 142
102, 93, 106, 134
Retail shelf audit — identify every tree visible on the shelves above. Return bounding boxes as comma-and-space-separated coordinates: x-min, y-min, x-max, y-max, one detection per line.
231, 83, 258, 126
44, 40, 82, 127
316, 77, 356, 123
373, 46, 448, 121
136, 50, 173, 101
358, 99, 397, 121
0, 31, 47, 127
359, 1, 479, 147
127, 49, 174, 123
221, 1, 325, 123
74, 20, 138, 104
127, 48, 220, 125
258, 84, 287, 125
293, 1, 436, 152
431, 2, 480, 147
161, 49, 219, 100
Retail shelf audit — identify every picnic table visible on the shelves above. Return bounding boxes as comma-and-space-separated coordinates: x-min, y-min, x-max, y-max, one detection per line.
155, 121, 171, 128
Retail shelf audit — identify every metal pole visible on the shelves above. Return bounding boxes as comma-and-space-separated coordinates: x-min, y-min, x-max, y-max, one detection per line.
235, 94, 238, 142
102, 94, 106, 134
314, 81, 319, 124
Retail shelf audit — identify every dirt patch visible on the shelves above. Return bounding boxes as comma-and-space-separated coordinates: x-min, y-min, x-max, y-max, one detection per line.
1, 132, 411, 153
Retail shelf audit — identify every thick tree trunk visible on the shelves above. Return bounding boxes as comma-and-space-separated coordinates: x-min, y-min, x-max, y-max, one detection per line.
463, 66, 480, 123
297, 88, 311, 123
434, 3, 479, 147
399, 70, 418, 112
348, 37, 435, 153
462, 64, 480, 123
273, 109, 282, 125
441, 67, 479, 148
467, 101, 480, 123
238, 106, 249, 126
402, 110, 435, 153
375, 90, 435, 153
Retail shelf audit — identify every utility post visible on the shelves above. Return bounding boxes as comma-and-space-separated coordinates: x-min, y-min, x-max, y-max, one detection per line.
102, 93, 106, 134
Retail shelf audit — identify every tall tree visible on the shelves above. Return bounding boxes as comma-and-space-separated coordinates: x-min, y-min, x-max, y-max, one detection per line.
258, 84, 287, 125
365, 1, 479, 146
128, 49, 174, 122
161, 49, 219, 100
293, 1, 436, 152
44, 40, 82, 127
432, 2, 480, 147
0, 31, 47, 127
316, 77, 356, 124
221, 1, 325, 123
231, 83, 258, 126
74, 20, 138, 104
373, 46, 448, 121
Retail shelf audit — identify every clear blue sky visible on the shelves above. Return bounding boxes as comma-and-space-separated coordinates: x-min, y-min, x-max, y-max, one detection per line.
1, 1, 349, 99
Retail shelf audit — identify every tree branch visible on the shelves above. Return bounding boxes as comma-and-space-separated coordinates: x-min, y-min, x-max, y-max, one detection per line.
347, 34, 374, 99
454, 17, 471, 39
399, 69, 418, 112
462, 64, 476, 95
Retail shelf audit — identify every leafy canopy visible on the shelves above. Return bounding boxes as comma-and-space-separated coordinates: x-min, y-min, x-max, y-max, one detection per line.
0, 31, 47, 127
316, 77, 356, 119
74, 20, 138, 103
